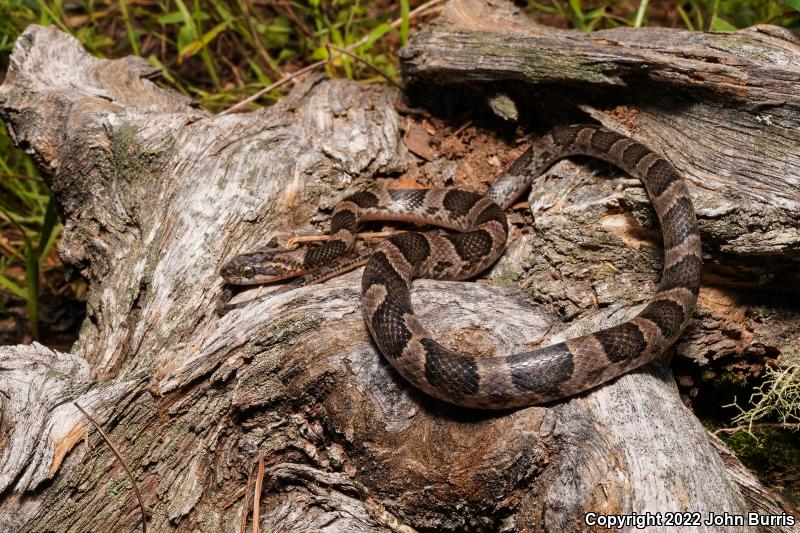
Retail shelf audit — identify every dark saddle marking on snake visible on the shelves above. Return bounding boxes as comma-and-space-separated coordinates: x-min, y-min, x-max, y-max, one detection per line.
221, 124, 702, 409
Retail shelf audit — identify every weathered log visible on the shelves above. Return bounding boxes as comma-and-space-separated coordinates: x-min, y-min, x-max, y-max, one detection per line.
0, 7, 797, 532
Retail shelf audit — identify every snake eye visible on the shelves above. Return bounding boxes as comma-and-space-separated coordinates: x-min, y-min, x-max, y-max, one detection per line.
241, 265, 256, 278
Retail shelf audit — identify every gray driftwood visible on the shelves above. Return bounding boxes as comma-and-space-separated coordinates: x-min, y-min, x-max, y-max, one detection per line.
0, 3, 797, 531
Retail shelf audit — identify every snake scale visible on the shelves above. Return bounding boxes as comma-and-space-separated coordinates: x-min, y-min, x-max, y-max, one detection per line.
221, 124, 702, 409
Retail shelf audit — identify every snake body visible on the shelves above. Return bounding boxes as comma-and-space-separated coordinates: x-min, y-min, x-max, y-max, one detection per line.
222, 124, 702, 409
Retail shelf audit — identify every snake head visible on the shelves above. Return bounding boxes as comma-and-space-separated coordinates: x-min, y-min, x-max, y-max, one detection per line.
220, 249, 305, 285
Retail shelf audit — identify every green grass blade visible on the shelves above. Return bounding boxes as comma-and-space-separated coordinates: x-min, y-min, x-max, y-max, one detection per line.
710, 0, 720, 29
179, 21, 229, 61
330, 26, 352, 79
0, 273, 26, 299
32, 0, 71, 34
173, 0, 198, 61
157, 11, 186, 25
569, 0, 585, 19
568, 0, 587, 30
400, 0, 410, 45
192, 0, 216, 83
246, 58, 271, 86
119, 0, 141, 56
356, 22, 391, 53
147, 55, 178, 84
676, 5, 695, 30
634, 0, 650, 27
24, 236, 39, 339
711, 15, 738, 31
37, 196, 58, 264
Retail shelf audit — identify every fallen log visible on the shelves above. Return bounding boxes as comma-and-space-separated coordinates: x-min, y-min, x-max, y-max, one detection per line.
0, 4, 797, 530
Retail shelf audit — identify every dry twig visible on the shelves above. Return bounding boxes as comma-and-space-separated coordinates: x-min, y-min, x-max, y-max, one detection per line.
240, 461, 256, 533
325, 44, 401, 88
285, 230, 399, 249
252, 455, 266, 533
0, 172, 40, 181
74, 402, 148, 533
713, 422, 800, 435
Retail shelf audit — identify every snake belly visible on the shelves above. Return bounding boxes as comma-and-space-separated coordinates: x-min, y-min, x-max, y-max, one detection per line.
357, 124, 702, 409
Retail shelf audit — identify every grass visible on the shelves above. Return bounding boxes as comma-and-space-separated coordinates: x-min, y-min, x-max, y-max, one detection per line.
0, 121, 60, 340
526, 0, 800, 31
0, 0, 798, 343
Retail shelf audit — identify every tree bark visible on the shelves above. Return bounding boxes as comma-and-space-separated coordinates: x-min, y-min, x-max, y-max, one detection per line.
0, 5, 797, 532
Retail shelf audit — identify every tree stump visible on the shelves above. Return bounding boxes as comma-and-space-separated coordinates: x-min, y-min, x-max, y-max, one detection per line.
0, 2, 798, 530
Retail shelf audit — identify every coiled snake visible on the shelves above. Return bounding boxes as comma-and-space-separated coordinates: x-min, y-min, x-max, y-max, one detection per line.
221, 124, 702, 409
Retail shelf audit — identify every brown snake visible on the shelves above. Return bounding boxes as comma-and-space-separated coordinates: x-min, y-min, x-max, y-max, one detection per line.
221, 124, 702, 409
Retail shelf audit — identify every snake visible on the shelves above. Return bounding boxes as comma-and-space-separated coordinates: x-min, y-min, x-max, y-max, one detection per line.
221, 124, 702, 409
